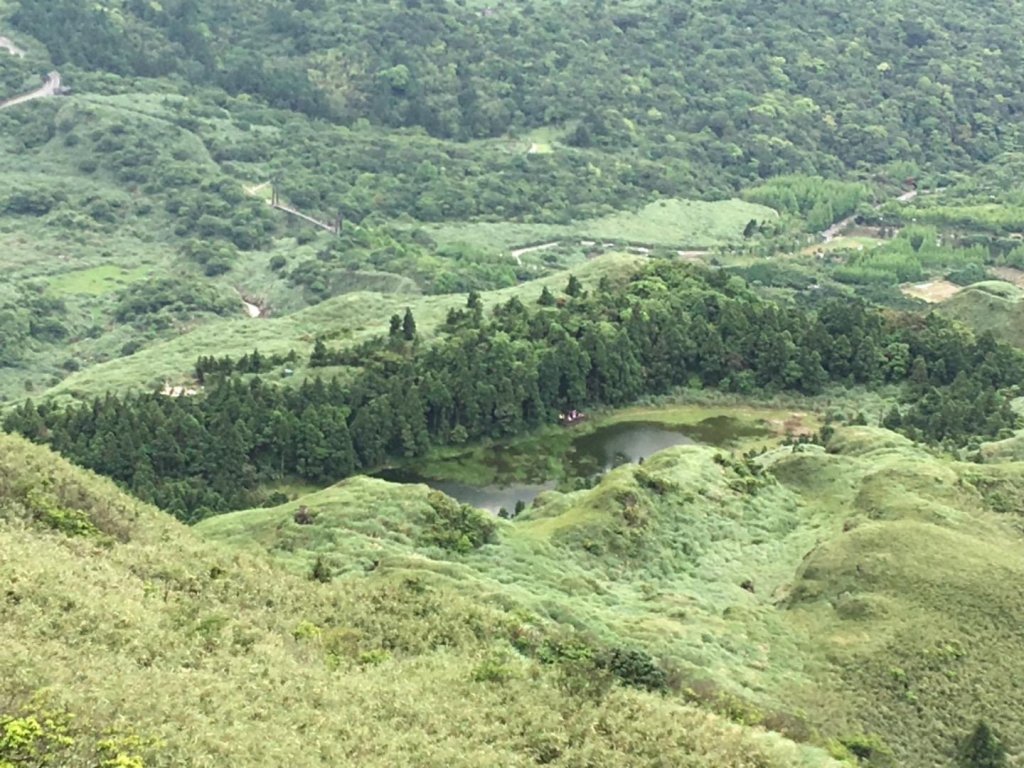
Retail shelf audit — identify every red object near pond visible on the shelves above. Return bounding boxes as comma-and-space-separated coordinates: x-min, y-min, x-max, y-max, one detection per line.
559, 409, 588, 426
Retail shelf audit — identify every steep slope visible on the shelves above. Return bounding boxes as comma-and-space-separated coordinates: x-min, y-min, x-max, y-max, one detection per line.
199, 427, 1024, 766
0, 430, 840, 767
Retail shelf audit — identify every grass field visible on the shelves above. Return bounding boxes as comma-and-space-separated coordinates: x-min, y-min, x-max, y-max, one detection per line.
1, 429, 847, 767
937, 280, 1024, 347
46, 263, 152, 295
195, 424, 1024, 767
421, 198, 778, 253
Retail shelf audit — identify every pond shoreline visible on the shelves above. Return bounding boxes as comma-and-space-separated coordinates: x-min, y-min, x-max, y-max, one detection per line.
369, 399, 820, 513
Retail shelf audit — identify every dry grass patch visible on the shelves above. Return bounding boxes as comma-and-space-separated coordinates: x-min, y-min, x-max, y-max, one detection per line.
899, 278, 962, 303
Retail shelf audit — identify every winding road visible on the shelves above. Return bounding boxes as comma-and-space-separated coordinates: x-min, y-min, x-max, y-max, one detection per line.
0, 70, 61, 111
821, 188, 918, 243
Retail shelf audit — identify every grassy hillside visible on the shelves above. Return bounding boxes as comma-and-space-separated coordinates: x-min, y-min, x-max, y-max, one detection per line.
937, 281, 1024, 348
38, 252, 640, 402
0, 430, 843, 767
198, 426, 1024, 767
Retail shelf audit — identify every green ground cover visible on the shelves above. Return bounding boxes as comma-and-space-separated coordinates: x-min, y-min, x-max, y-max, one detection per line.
936, 281, 1024, 348
45, 263, 152, 295
423, 198, 777, 253
196, 424, 1024, 767
1, 430, 840, 768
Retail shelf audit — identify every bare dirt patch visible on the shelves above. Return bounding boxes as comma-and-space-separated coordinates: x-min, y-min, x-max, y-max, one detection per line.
766, 412, 816, 438
991, 266, 1024, 287
900, 279, 962, 303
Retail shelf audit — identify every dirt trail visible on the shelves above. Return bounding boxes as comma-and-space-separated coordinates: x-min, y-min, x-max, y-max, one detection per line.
0, 36, 25, 57
509, 241, 559, 266
0, 70, 61, 110
820, 188, 920, 243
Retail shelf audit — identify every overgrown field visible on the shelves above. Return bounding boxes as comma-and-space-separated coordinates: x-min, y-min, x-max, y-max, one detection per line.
198, 425, 1024, 767
0, 430, 844, 767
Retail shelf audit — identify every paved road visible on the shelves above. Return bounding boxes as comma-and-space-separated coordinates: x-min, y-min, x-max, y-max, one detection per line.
0, 70, 61, 110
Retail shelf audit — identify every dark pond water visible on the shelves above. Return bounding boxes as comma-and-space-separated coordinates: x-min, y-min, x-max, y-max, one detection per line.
374, 415, 767, 514
373, 469, 557, 515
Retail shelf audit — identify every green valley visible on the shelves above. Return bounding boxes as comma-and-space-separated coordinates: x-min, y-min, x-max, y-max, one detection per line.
5, 0, 1024, 765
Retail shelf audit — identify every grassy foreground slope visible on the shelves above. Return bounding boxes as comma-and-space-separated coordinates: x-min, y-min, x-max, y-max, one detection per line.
0, 430, 840, 767
199, 427, 1024, 767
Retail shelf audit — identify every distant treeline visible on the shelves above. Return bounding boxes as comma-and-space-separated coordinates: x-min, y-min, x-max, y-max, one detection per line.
6, 264, 1021, 520
195, 350, 299, 383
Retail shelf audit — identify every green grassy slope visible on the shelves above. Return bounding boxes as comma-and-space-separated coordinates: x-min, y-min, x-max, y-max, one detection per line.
199, 426, 1024, 767
39, 252, 641, 401
0, 430, 841, 767
422, 198, 777, 252
937, 281, 1024, 348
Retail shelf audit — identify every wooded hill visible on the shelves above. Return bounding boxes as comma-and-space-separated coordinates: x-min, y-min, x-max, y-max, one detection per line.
13, 0, 1024, 189
8, 262, 1022, 519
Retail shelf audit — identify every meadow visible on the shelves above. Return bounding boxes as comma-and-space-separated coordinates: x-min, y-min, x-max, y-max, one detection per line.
421, 198, 777, 253
196, 424, 1024, 767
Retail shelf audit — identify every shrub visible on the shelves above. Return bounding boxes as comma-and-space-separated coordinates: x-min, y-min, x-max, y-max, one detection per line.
423, 491, 497, 552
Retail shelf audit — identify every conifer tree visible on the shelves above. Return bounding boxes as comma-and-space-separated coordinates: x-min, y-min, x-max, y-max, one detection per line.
402, 307, 417, 340
958, 721, 1007, 768
309, 337, 329, 366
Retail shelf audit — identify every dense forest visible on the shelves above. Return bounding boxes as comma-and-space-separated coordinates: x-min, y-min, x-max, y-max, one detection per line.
7, 263, 1021, 519
11, 0, 1024, 207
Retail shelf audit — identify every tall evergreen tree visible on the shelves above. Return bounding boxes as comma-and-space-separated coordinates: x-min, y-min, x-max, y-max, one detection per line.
309, 337, 329, 367
958, 722, 1007, 768
402, 307, 417, 341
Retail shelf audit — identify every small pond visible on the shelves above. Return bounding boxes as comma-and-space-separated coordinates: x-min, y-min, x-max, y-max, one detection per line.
373, 469, 557, 515
373, 415, 767, 514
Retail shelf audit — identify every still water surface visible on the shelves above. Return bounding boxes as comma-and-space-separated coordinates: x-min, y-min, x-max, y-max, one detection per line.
374, 416, 765, 513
